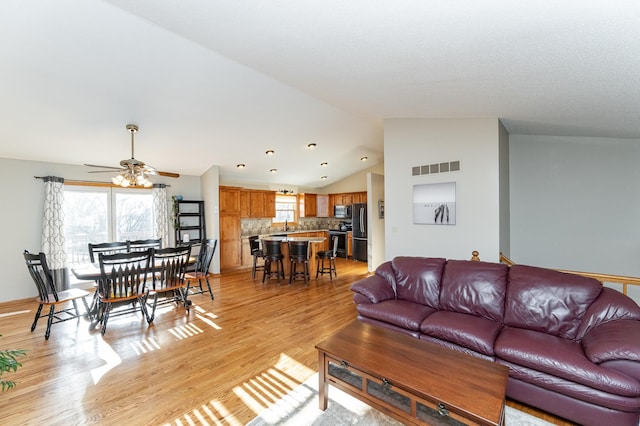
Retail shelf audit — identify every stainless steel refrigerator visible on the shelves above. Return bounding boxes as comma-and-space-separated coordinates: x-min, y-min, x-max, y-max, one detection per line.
352, 203, 367, 262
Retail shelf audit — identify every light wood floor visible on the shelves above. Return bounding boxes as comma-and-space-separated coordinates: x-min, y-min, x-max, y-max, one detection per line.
1, 258, 572, 425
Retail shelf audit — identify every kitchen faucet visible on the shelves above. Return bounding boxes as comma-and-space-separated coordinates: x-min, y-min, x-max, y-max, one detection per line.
284, 219, 289, 231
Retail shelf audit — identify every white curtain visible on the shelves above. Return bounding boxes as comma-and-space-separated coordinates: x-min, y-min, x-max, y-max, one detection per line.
153, 184, 170, 247
41, 176, 68, 289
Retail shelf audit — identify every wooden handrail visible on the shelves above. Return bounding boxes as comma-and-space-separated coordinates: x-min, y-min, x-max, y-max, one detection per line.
473, 251, 639, 297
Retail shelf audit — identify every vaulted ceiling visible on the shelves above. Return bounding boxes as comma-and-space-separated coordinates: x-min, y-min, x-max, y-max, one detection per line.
1, 1, 638, 188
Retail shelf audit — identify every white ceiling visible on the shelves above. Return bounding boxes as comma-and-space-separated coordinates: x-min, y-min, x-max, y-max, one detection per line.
1, 1, 639, 188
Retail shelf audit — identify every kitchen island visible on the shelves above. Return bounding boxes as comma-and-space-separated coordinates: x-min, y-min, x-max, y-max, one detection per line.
260, 234, 326, 279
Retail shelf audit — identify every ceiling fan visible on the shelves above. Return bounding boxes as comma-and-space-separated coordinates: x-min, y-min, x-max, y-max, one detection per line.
85, 124, 179, 187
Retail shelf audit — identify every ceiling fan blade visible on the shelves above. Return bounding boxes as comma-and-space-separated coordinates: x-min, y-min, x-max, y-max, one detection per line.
157, 171, 180, 178
88, 170, 125, 174
84, 163, 122, 170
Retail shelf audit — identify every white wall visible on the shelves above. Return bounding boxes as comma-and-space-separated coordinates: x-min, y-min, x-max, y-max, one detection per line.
320, 163, 384, 194
384, 118, 502, 262
499, 122, 510, 257
201, 165, 220, 274
0, 157, 201, 302
510, 134, 640, 303
368, 173, 385, 271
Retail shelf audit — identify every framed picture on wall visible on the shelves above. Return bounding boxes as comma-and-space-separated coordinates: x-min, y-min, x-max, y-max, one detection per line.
413, 182, 456, 225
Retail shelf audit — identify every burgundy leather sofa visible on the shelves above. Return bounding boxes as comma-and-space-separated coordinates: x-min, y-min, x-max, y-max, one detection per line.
350, 256, 640, 426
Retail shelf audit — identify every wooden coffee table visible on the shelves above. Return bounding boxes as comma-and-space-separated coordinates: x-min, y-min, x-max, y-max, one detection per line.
315, 321, 508, 425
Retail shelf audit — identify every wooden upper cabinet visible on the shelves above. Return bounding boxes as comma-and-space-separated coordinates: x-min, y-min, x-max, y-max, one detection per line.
300, 193, 317, 217
240, 190, 250, 217
354, 191, 367, 203
239, 189, 276, 218
264, 191, 276, 218
220, 186, 241, 213
317, 194, 329, 217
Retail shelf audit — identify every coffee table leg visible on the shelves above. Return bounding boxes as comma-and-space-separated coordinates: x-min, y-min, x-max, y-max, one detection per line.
318, 351, 328, 410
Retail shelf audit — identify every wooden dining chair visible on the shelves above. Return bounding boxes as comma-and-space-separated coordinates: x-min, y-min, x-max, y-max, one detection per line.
147, 245, 192, 322
88, 241, 129, 263
23, 250, 91, 340
185, 239, 217, 300
128, 238, 162, 253
97, 249, 153, 335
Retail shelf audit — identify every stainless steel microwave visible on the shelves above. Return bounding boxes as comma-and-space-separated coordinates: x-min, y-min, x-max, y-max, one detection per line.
334, 205, 352, 218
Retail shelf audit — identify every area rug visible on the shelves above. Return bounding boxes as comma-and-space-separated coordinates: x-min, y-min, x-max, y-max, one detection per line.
247, 373, 554, 426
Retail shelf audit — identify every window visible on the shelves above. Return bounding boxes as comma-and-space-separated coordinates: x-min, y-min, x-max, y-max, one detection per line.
63, 186, 154, 267
273, 194, 297, 224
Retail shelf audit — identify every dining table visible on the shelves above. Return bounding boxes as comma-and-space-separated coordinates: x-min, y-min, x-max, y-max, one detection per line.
70, 255, 197, 281
260, 235, 326, 278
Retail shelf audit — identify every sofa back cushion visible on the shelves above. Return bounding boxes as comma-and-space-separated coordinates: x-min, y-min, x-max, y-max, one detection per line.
392, 257, 446, 309
505, 265, 602, 340
575, 287, 640, 340
439, 260, 508, 322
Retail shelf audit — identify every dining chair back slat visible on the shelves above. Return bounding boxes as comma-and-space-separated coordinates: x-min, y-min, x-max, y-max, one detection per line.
128, 238, 162, 253
147, 245, 193, 322
88, 241, 129, 263
97, 249, 153, 335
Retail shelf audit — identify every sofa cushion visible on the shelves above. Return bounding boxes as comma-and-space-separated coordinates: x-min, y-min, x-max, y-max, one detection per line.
420, 310, 501, 356
439, 260, 508, 322
419, 335, 494, 361
582, 320, 640, 364
575, 287, 640, 340
495, 327, 640, 397
356, 299, 437, 331
391, 257, 445, 309
505, 265, 602, 340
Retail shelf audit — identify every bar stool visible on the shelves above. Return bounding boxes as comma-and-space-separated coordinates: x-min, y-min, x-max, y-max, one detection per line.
288, 240, 310, 284
262, 239, 285, 284
249, 236, 265, 279
316, 236, 338, 280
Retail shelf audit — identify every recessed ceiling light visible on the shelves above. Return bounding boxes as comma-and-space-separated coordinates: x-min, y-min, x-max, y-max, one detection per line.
266, 150, 275, 155
320, 162, 328, 167
360, 156, 368, 161
269, 168, 277, 173
321, 176, 327, 180
307, 143, 317, 149
236, 163, 245, 168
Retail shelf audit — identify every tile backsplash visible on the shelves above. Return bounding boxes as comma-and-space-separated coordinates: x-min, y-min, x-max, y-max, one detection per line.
240, 217, 348, 236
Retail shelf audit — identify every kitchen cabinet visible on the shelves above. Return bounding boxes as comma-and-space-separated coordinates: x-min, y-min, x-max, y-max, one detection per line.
240, 190, 276, 218
219, 186, 242, 270
347, 232, 353, 258
240, 237, 253, 268
220, 186, 241, 213
264, 191, 276, 217
354, 191, 367, 203
317, 194, 329, 217
299, 193, 317, 217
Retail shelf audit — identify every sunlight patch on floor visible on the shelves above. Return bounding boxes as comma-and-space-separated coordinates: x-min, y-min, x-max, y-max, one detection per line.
162, 399, 243, 426
0, 309, 31, 318
233, 353, 315, 417
130, 337, 162, 355
194, 305, 222, 330
169, 322, 205, 340
91, 336, 121, 385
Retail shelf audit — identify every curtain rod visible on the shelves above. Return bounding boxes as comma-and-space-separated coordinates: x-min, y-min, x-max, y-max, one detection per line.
34, 176, 170, 188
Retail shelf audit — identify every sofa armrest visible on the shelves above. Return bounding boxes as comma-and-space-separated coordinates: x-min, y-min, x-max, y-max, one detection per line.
350, 275, 395, 304
582, 320, 640, 364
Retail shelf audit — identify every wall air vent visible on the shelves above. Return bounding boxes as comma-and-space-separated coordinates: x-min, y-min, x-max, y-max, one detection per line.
411, 160, 461, 176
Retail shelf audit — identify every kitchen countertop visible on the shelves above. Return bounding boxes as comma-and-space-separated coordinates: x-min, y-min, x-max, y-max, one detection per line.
245, 229, 330, 238
261, 236, 326, 242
